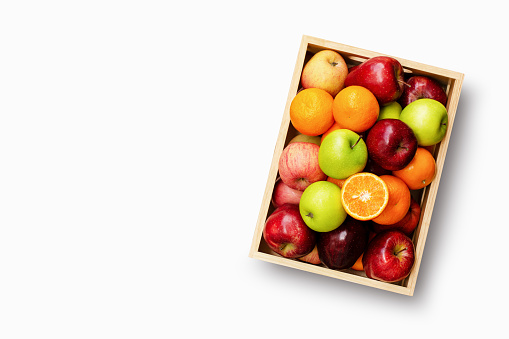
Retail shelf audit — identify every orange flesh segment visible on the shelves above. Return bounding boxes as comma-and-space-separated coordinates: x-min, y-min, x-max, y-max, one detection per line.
341, 173, 389, 220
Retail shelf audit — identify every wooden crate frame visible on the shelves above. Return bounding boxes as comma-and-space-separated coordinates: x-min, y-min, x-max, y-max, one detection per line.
249, 35, 464, 296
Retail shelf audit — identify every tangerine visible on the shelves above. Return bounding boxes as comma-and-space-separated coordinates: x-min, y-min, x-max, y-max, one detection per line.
333, 85, 379, 133
321, 121, 344, 144
372, 175, 411, 225
341, 172, 389, 221
290, 88, 335, 136
393, 147, 436, 190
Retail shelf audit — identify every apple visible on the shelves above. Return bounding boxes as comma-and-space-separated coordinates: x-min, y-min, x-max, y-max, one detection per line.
272, 178, 303, 207
362, 230, 415, 282
317, 217, 369, 270
351, 231, 377, 271
399, 75, 448, 108
318, 129, 368, 179
377, 101, 402, 120
344, 56, 406, 105
399, 98, 448, 146
299, 181, 347, 232
301, 49, 349, 97
366, 119, 418, 171
298, 245, 321, 265
288, 133, 321, 146
279, 142, 327, 191
363, 157, 391, 176
372, 197, 420, 236
263, 203, 317, 259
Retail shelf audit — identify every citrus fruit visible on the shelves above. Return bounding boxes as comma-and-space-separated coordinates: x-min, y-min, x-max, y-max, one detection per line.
392, 147, 436, 190
351, 231, 376, 271
351, 253, 364, 271
341, 172, 389, 221
320, 121, 344, 144
372, 175, 411, 225
333, 85, 380, 133
327, 176, 346, 189
290, 88, 335, 136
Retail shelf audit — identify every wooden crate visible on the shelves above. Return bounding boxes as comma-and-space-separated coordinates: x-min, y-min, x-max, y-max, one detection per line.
248, 35, 464, 296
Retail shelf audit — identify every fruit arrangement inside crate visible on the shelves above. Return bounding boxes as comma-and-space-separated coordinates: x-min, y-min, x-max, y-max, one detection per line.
249, 36, 463, 296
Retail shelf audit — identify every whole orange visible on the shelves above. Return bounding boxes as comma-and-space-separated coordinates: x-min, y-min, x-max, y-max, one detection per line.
333, 86, 379, 133
372, 175, 411, 225
393, 148, 436, 190
290, 88, 335, 136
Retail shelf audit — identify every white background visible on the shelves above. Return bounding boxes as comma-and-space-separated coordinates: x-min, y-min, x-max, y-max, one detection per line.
1, 1, 507, 338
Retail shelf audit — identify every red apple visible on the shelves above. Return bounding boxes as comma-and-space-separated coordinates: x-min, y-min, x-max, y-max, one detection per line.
272, 178, 303, 207
344, 56, 406, 105
399, 75, 448, 108
363, 157, 391, 176
317, 217, 369, 270
372, 197, 421, 236
298, 245, 321, 265
362, 230, 415, 283
263, 204, 317, 259
366, 119, 418, 171
278, 142, 327, 191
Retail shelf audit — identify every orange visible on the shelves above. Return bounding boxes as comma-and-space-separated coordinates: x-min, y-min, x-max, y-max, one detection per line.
290, 88, 335, 136
341, 172, 389, 221
327, 176, 346, 189
351, 253, 364, 271
372, 175, 411, 225
393, 148, 436, 190
320, 121, 344, 143
351, 232, 376, 271
333, 85, 379, 133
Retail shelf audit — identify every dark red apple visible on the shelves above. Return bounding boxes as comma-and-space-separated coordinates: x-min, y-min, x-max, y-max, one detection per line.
362, 230, 415, 283
344, 56, 406, 105
366, 119, 418, 171
372, 197, 421, 236
399, 75, 448, 108
317, 217, 369, 270
263, 203, 316, 259
363, 157, 391, 176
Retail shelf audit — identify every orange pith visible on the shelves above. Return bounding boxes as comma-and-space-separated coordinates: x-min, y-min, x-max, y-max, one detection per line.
341, 172, 389, 221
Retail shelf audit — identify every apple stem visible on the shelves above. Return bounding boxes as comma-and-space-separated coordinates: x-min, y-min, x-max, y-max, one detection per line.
394, 248, 407, 256
398, 79, 411, 88
351, 136, 362, 149
306, 212, 314, 218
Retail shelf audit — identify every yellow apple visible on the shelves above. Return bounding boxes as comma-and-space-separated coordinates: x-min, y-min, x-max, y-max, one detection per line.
301, 50, 348, 97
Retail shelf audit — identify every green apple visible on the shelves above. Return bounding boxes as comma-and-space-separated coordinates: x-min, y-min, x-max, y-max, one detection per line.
318, 129, 367, 179
299, 181, 347, 232
377, 101, 402, 120
288, 133, 321, 146
399, 98, 448, 146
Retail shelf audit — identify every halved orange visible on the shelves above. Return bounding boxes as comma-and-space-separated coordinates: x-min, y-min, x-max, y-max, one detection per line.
341, 172, 389, 221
